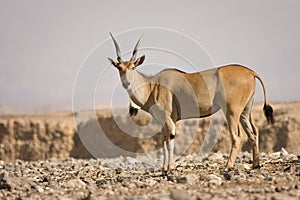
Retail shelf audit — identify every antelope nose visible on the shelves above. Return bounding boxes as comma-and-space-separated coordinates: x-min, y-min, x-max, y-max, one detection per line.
122, 81, 130, 89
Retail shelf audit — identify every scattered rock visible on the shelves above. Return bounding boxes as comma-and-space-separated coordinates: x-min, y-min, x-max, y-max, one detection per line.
281, 147, 289, 157
148, 179, 157, 187
208, 174, 222, 186
284, 165, 291, 173
269, 152, 281, 160
115, 167, 123, 174
96, 179, 107, 186
0, 160, 4, 168
0, 172, 11, 191
135, 180, 146, 188
208, 152, 223, 161
236, 163, 251, 171
223, 172, 232, 181
170, 189, 192, 200
35, 185, 44, 193
65, 179, 86, 189
176, 174, 196, 185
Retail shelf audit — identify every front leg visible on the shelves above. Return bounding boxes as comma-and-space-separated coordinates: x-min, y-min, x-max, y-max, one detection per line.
162, 138, 168, 174
167, 136, 175, 171
167, 120, 176, 171
147, 97, 175, 174
162, 117, 176, 174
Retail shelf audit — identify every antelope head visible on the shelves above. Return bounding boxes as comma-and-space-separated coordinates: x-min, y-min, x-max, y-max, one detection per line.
108, 33, 145, 90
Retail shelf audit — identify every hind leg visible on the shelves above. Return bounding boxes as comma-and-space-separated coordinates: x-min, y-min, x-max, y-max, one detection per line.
250, 117, 260, 168
219, 100, 243, 170
226, 114, 243, 170
240, 96, 260, 168
222, 100, 244, 170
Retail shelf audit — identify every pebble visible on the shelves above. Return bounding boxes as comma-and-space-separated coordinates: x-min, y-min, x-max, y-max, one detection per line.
0, 160, 5, 168
65, 179, 86, 188
36, 185, 44, 193
148, 179, 157, 187
208, 152, 224, 161
176, 174, 196, 185
280, 147, 289, 157
223, 172, 232, 181
208, 174, 222, 186
0, 172, 11, 191
170, 189, 192, 200
236, 163, 251, 171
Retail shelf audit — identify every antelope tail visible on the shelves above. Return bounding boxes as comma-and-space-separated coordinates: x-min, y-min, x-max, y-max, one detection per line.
253, 72, 275, 124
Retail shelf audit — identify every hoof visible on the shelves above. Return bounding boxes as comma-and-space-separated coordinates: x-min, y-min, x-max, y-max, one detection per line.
224, 166, 234, 172
252, 158, 260, 169
252, 163, 261, 169
162, 168, 168, 176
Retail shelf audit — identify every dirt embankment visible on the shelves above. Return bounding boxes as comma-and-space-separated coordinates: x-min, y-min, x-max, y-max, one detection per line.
0, 102, 299, 162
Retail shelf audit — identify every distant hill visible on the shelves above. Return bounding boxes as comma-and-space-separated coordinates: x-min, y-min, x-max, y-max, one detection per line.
0, 103, 72, 115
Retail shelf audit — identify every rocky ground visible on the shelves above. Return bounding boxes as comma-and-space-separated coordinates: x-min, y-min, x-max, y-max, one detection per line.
0, 149, 299, 200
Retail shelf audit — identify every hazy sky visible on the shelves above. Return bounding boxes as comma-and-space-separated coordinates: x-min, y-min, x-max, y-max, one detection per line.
1, 0, 299, 113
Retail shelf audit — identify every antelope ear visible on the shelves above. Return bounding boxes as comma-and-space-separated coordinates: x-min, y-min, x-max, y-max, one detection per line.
108, 57, 118, 68
134, 55, 145, 68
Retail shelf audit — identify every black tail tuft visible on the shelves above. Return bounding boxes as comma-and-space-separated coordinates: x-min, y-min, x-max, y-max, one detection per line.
263, 104, 275, 124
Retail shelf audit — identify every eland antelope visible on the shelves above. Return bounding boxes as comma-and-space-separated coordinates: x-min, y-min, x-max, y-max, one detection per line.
108, 33, 274, 173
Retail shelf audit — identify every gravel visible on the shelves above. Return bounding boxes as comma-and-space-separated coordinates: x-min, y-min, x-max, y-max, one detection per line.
0, 151, 299, 200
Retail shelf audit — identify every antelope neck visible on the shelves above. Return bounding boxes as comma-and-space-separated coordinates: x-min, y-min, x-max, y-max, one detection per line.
127, 70, 153, 108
